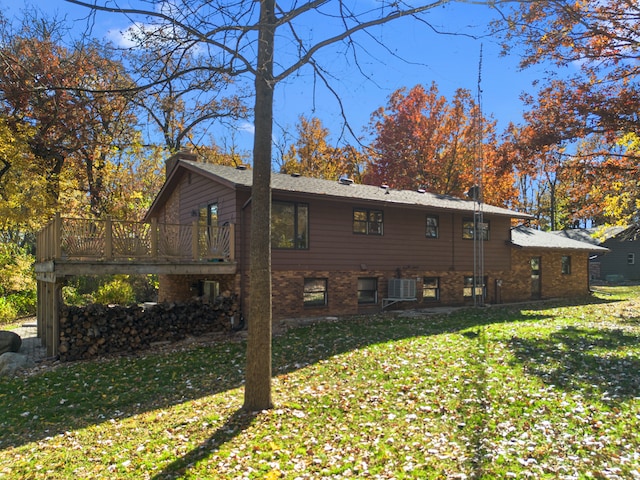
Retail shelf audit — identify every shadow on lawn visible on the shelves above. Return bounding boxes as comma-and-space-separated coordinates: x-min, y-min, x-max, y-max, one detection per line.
509, 325, 640, 401
151, 407, 259, 480
0, 293, 621, 454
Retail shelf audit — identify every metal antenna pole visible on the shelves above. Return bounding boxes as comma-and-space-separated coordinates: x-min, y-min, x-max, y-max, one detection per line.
474, 44, 485, 307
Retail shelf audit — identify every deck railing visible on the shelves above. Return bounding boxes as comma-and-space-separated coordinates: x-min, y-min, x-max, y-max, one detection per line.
36, 213, 235, 262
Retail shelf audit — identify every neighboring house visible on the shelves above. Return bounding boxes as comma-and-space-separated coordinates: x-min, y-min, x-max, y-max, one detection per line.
556, 226, 640, 282
145, 151, 606, 318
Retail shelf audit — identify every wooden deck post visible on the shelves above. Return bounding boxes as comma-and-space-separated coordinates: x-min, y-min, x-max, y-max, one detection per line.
36, 280, 44, 343
44, 282, 53, 353
51, 281, 61, 357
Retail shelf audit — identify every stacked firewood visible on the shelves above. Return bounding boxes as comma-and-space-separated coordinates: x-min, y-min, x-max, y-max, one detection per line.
58, 293, 241, 361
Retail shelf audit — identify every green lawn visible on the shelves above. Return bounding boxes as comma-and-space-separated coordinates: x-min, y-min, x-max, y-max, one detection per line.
1, 286, 640, 479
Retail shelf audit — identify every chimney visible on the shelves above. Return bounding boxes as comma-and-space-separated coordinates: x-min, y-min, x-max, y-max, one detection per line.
166, 149, 197, 178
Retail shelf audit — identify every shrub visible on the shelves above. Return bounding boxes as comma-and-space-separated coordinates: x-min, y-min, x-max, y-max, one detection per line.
6, 290, 36, 316
0, 243, 34, 294
94, 276, 136, 305
0, 242, 36, 323
66, 274, 158, 304
62, 286, 93, 306
0, 297, 17, 325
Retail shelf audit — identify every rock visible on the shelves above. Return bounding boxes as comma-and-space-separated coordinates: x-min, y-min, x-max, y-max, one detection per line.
0, 331, 22, 355
0, 352, 34, 376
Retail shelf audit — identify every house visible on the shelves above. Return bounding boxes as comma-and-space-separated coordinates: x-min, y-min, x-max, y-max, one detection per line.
555, 226, 639, 282
35, 150, 609, 356
144, 151, 607, 318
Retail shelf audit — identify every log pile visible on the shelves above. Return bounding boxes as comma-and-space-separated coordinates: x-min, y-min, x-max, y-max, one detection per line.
58, 293, 241, 362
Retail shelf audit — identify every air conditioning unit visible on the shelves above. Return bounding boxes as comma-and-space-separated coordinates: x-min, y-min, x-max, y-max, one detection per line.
387, 278, 416, 299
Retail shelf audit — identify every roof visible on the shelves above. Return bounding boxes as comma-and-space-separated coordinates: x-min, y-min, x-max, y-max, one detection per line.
511, 226, 609, 252
553, 226, 626, 245
173, 160, 532, 219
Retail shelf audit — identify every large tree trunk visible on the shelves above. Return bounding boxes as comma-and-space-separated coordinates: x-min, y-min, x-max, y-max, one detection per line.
244, 0, 275, 412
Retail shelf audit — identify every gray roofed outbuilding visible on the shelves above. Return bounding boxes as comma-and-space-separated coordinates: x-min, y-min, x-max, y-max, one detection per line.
510, 225, 609, 252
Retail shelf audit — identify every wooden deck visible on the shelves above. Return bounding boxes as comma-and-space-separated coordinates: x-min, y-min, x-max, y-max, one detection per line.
34, 214, 237, 356
36, 214, 235, 266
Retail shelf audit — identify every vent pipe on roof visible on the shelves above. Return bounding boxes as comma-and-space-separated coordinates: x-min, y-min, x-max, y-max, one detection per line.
235, 164, 248, 170
338, 177, 354, 185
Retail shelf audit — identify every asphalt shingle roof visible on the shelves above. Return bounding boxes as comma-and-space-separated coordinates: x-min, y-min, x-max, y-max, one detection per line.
553, 226, 626, 245
511, 226, 609, 252
181, 160, 531, 219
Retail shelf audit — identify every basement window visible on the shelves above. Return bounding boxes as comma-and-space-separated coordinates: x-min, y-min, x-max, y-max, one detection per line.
304, 278, 328, 307
422, 277, 440, 301
357, 277, 378, 304
464, 276, 486, 298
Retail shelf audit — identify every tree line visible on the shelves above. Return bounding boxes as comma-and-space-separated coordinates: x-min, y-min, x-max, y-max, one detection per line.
1, 3, 637, 247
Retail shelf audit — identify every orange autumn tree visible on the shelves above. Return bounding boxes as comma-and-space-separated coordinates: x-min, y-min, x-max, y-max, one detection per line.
365, 83, 517, 207
0, 17, 139, 220
495, 1, 640, 225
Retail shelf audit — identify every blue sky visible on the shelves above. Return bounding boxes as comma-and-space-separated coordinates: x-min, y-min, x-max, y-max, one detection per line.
7, 1, 551, 155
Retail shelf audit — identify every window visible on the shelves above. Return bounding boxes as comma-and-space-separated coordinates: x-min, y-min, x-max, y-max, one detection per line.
426, 215, 439, 238
423, 277, 440, 301
464, 276, 486, 298
202, 280, 220, 300
358, 277, 378, 304
628, 253, 636, 265
353, 208, 383, 235
304, 278, 328, 307
198, 203, 219, 252
462, 217, 489, 240
199, 203, 218, 228
272, 201, 308, 249
562, 255, 571, 274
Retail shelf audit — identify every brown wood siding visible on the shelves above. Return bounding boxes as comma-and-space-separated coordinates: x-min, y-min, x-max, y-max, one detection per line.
177, 172, 238, 225
269, 195, 513, 273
